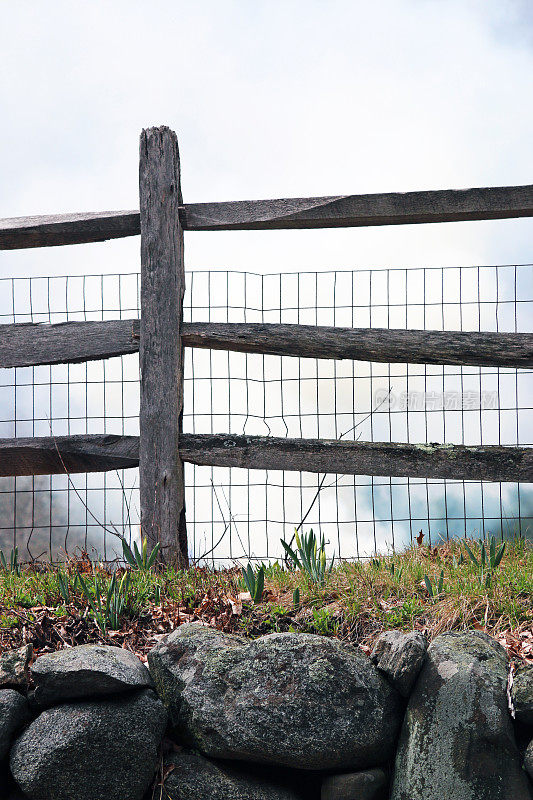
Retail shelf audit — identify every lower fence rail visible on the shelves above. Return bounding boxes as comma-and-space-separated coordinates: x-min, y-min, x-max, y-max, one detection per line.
1, 433, 531, 483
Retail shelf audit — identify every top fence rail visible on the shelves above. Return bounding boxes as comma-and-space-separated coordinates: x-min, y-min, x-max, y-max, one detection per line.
1, 184, 533, 249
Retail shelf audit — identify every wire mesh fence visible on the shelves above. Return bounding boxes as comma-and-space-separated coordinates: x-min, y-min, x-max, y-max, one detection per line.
0, 264, 532, 564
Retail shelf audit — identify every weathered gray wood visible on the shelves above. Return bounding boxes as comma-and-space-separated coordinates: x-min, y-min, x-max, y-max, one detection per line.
139, 126, 187, 566
1, 433, 531, 483
181, 323, 533, 369
0, 434, 139, 476
0, 210, 139, 249
179, 434, 533, 483
0, 319, 140, 368
181, 184, 533, 230
2, 184, 532, 247
3, 319, 532, 369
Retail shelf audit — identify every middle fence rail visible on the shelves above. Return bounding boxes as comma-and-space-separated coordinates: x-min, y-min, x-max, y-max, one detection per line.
0, 125, 532, 566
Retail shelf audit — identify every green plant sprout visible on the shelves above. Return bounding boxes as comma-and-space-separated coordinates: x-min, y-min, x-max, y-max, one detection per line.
0, 547, 20, 576
281, 529, 334, 587
292, 587, 300, 609
463, 535, 506, 587
424, 569, 445, 599
241, 564, 265, 603
121, 537, 160, 571
77, 570, 131, 632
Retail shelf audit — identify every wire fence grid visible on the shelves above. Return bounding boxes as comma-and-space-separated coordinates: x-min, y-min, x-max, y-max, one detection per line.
0, 263, 532, 565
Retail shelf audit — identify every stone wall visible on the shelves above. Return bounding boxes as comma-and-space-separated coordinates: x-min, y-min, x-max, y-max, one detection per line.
1, 625, 532, 799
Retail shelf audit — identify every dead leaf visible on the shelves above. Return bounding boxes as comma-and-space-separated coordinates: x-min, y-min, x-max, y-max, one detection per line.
227, 596, 242, 616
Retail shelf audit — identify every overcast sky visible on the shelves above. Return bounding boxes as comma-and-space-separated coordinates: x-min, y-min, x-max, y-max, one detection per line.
1, 1, 532, 559
1, 0, 532, 279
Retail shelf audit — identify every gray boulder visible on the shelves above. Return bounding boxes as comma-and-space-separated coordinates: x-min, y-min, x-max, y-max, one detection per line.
0, 690, 30, 760
10, 689, 167, 800
370, 630, 427, 696
31, 644, 153, 706
513, 665, 533, 727
390, 631, 531, 800
148, 624, 402, 770
0, 645, 32, 689
524, 738, 533, 781
159, 752, 302, 800
322, 768, 388, 800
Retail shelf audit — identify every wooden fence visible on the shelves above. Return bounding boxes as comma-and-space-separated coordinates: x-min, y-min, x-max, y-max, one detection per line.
1, 125, 532, 566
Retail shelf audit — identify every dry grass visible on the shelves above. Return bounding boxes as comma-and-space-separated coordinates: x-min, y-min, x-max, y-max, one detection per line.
0, 537, 531, 663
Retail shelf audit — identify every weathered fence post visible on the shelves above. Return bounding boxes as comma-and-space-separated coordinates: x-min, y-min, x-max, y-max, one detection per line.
139, 126, 188, 566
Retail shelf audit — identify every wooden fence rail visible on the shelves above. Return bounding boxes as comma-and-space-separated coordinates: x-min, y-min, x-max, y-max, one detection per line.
1, 434, 531, 484
0, 125, 532, 565
1, 184, 533, 248
2, 320, 533, 370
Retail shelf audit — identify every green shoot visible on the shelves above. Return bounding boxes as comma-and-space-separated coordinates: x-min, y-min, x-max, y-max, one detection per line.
424, 569, 445, 599
241, 564, 265, 604
121, 537, 160, 571
280, 529, 334, 587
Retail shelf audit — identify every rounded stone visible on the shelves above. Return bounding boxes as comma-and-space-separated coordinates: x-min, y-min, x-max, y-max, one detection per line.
30, 643, 153, 706
0, 644, 33, 689
148, 624, 402, 771
0, 689, 30, 760
10, 689, 167, 800
321, 768, 389, 800
512, 664, 533, 727
390, 631, 531, 800
160, 751, 303, 800
370, 630, 427, 697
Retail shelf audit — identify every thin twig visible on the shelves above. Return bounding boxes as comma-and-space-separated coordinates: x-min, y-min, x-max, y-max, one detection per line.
285, 389, 394, 559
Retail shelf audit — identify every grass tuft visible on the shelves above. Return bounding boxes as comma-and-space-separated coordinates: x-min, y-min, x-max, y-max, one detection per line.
0, 538, 531, 663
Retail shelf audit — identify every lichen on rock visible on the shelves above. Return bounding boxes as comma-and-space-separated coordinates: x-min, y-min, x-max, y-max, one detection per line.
30, 643, 154, 706
512, 664, 533, 727
390, 630, 531, 800
10, 688, 167, 800
0, 645, 32, 689
148, 623, 402, 771
370, 630, 427, 697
